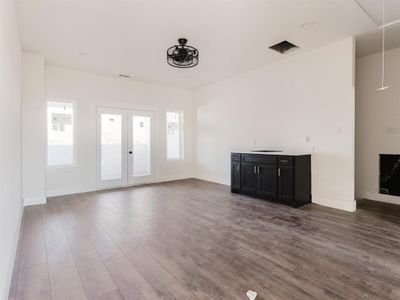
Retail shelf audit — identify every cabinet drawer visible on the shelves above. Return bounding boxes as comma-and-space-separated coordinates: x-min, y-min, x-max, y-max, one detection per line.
278, 156, 294, 166
231, 153, 241, 161
242, 154, 277, 165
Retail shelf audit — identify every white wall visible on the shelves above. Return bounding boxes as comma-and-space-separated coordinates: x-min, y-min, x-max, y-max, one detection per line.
22, 53, 46, 206
0, 0, 23, 298
195, 37, 356, 212
356, 47, 400, 204
45, 66, 195, 196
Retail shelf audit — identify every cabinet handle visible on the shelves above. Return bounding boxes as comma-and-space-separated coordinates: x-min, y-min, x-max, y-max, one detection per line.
278, 168, 280, 177
257, 165, 260, 174
237, 164, 240, 171
254, 166, 257, 174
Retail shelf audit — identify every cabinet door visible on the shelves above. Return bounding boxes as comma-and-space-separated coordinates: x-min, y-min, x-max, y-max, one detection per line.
258, 163, 277, 199
241, 162, 258, 193
278, 165, 294, 203
231, 161, 241, 191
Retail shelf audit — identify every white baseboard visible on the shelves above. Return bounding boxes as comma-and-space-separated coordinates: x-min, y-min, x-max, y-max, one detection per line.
46, 174, 195, 197
23, 196, 47, 206
40, 175, 358, 214
2, 203, 23, 300
194, 175, 357, 212
363, 192, 400, 205
194, 174, 229, 186
192, 174, 359, 212
46, 186, 95, 197
155, 173, 194, 183
312, 196, 356, 212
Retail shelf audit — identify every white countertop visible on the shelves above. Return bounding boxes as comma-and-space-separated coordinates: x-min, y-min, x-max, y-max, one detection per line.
232, 150, 312, 156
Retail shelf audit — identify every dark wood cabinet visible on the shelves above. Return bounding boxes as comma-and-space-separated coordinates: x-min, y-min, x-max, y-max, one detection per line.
241, 162, 258, 193
258, 163, 277, 198
278, 165, 294, 203
231, 161, 241, 191
231, 153, 311, 208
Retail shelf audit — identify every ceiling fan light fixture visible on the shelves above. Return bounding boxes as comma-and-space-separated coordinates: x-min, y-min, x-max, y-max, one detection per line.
167, 38, 199, 68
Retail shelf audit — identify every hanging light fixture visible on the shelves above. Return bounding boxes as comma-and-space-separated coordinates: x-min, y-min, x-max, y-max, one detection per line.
378, 0, 389, 91
167, 38, 199, 68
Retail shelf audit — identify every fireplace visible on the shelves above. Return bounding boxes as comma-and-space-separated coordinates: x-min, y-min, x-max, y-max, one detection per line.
380, 154, 400, 196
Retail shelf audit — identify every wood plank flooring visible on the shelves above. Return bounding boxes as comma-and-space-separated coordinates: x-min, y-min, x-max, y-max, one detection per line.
9, 179, 400, 300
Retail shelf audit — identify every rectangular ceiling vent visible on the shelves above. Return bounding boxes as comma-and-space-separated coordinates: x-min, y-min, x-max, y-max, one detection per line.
269, 40, 299, 54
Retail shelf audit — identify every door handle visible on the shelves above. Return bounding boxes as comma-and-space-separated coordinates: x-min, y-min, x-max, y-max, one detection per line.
237, 164, 240, 171
128, 151, 133, 154
257, 165, 260, 174
278, 168, 280, 177
254, 166, 257, 174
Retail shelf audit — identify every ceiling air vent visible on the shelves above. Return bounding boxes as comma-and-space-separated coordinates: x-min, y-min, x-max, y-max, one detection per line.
269, 40, 299, 54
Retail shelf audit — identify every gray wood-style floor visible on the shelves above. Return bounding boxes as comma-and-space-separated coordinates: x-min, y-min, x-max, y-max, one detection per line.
8, 179, 400, 300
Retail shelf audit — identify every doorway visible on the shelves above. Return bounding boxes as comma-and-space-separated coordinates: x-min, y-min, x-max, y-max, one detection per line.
96, 107, 154, 189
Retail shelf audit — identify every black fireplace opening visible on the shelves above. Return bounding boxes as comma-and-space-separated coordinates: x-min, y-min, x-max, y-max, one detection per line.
380, 154, 400, 196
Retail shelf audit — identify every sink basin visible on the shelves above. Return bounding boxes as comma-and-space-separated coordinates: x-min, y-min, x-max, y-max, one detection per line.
251, 150, 283, 152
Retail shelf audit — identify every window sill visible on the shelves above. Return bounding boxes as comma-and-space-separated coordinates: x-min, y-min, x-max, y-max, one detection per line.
47, 165, 78, 172
167, 158, 183, 162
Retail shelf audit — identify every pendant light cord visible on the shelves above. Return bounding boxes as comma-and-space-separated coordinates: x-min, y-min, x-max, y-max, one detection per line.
379, 0, 389, 90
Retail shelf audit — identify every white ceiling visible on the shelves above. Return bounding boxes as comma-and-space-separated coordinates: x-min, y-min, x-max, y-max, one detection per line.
357, 25, 400, 57
15, 0, 398, 88
355, 0, 400, 26
355, 0, 400, 57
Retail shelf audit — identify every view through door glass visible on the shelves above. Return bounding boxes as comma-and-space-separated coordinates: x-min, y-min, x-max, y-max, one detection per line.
132, 115, 151, 177
101, 114, 122, 180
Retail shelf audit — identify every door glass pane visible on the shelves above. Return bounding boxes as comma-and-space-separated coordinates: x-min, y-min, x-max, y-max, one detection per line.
101, 114, 122, 180
132, 116, 151, 177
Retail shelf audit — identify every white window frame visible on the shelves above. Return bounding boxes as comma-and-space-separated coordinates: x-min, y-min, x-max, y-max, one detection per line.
47, 99, 77, 169
166, 110, 184, 161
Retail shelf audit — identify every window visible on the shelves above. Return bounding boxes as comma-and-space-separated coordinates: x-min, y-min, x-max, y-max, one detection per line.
166, 111, 183, 160
47, 101, 75, 167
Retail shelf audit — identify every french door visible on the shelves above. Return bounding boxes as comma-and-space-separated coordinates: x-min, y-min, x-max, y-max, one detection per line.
97, 107, 154, 189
